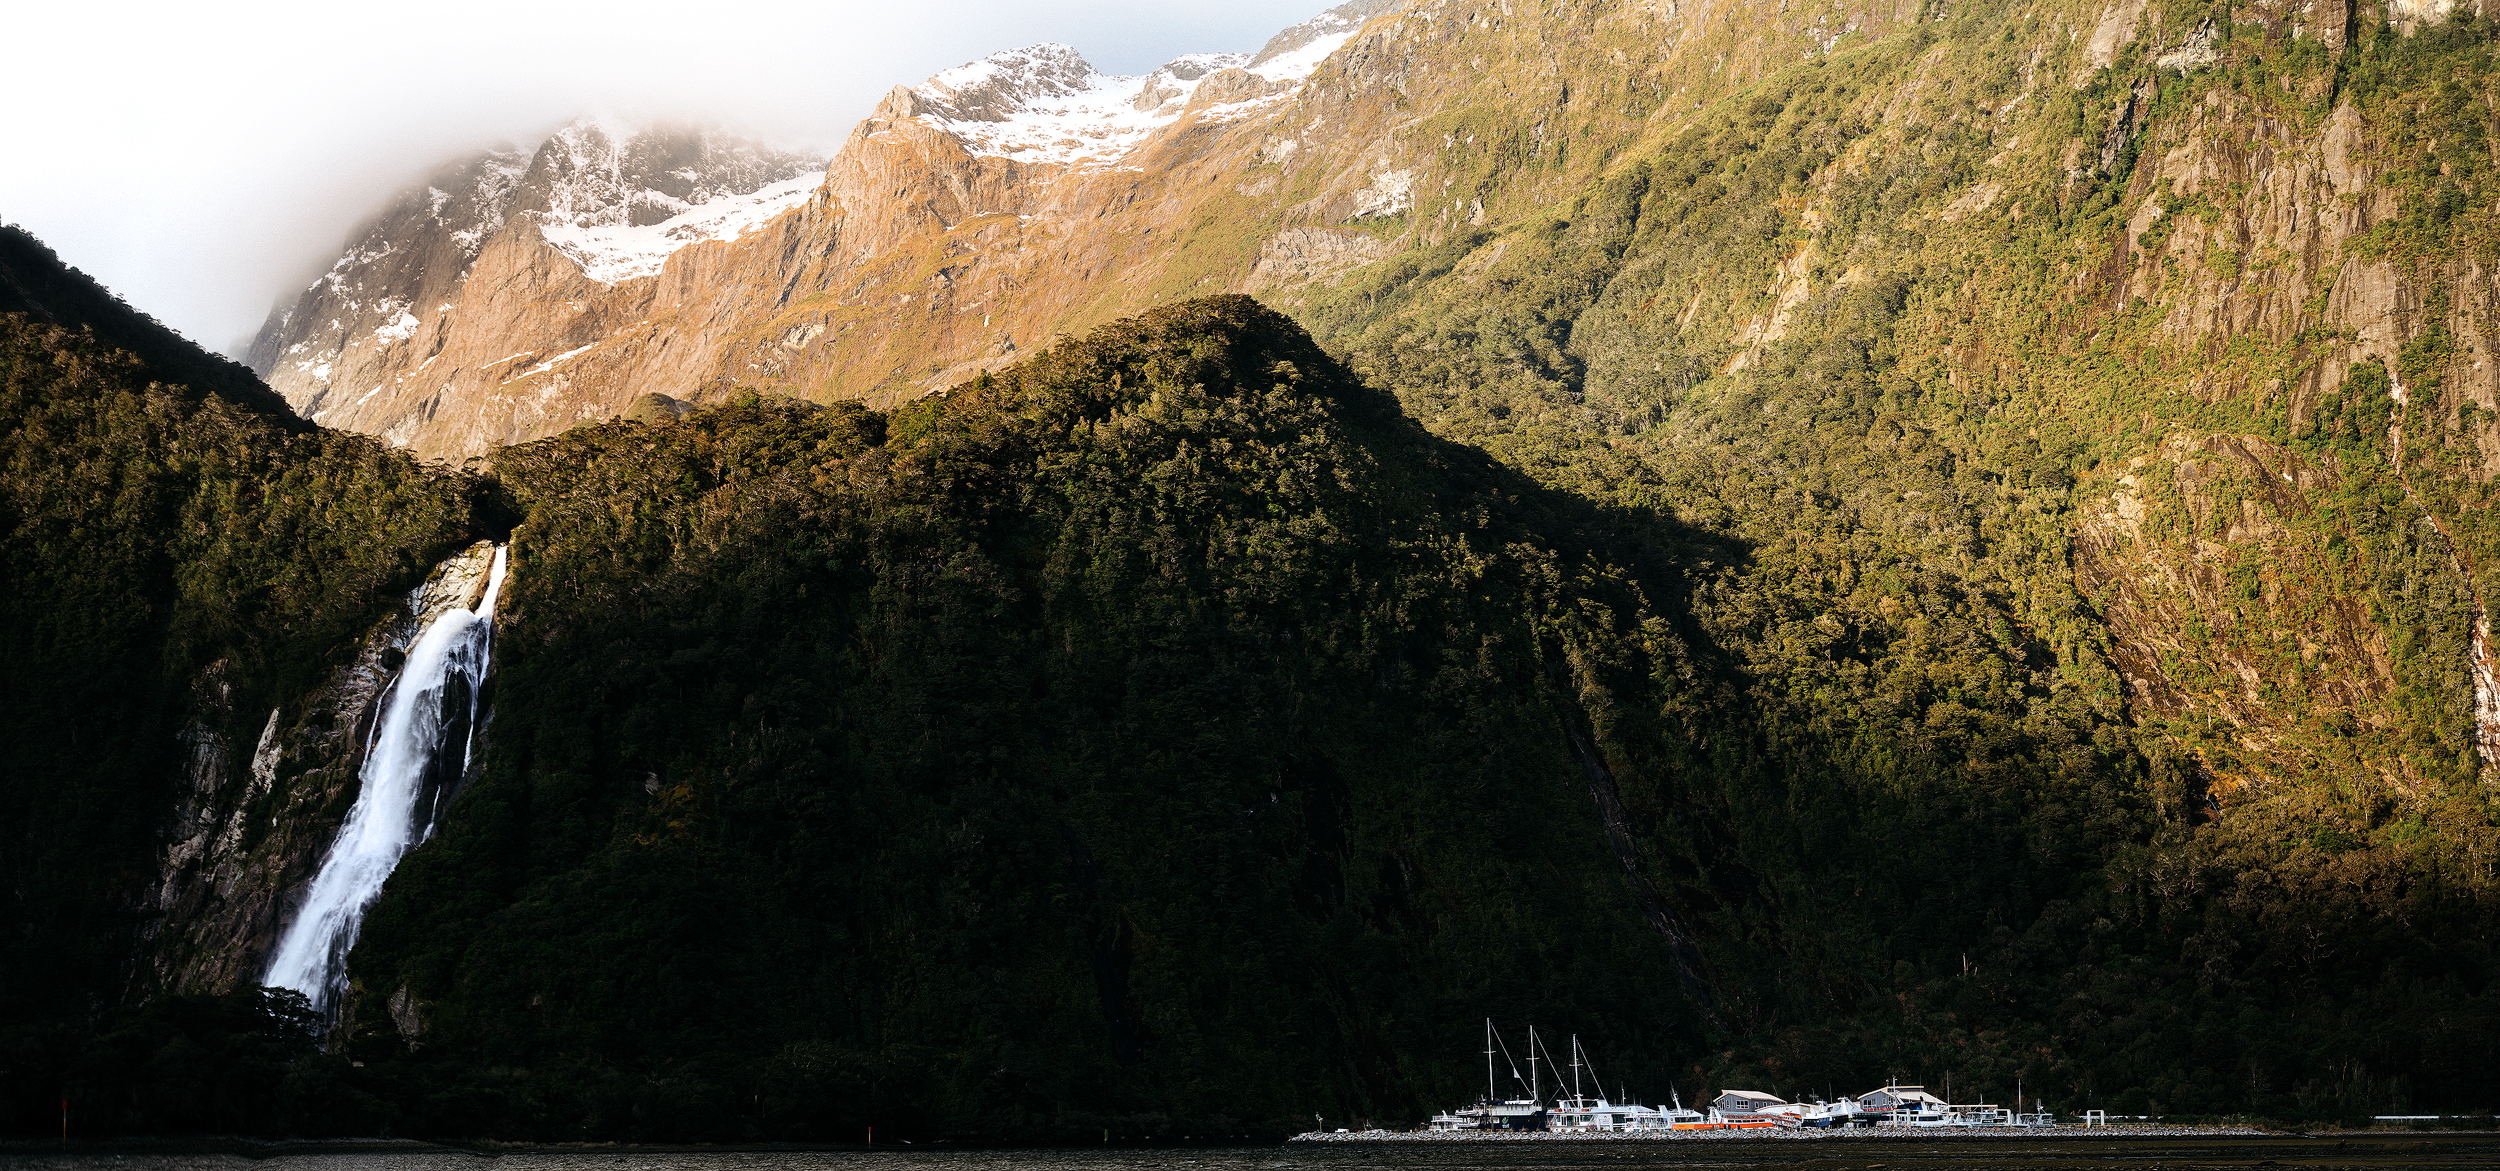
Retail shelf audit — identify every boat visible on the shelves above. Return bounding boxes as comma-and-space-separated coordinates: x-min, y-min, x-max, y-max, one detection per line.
1942, 1102, 2012, 1127
2009, 1077, 2054, 1127
1652, 1089, 1707, 1128
1668, 1111, 1781, 1130
1544, 1035, 1677, 1132
1431, 1023, 1739, 1133
1795, 1099, 1862, 1128
1664, 1094, 1784, 1131
1430, 1019, 1549, 1130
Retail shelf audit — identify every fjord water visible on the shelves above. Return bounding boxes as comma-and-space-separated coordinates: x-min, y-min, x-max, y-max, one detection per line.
262, 546, 508, 1010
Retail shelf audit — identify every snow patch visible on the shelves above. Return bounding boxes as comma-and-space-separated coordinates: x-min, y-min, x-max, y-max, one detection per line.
505, 343, 599, 382
373, 304, 421, 343
538, 172, 822, 284
910, 6, 1366, 168
1245, 27, 1355, 85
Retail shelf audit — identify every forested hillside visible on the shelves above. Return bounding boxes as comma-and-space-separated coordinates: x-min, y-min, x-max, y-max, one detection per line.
326, 297, 1724, 1138
0, 291, 488, 1132
322, 287, 2493, 1138
8, 0, 2500, 1146
1269, 0, 2500, 1122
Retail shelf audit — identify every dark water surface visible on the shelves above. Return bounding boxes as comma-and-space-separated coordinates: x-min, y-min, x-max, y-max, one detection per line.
6, 1136, 2498, 1171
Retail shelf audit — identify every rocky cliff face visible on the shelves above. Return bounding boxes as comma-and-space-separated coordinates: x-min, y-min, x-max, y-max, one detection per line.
247, 124, 819, 451
2053, 39, 2500, 792
239, 0, 1706, 460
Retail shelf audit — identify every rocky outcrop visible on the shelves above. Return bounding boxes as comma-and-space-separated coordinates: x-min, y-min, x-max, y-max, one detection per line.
1244, 227, 1395, 292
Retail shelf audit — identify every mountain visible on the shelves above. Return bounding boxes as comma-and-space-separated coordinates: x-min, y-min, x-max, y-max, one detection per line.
246, 122, 821, 449
241, 0, 1409, 460
262, 0, 2500, 806
12, 0, 2500, 1143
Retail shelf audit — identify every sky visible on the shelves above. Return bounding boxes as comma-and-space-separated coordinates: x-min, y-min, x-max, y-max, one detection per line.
0, 0, 1327, 359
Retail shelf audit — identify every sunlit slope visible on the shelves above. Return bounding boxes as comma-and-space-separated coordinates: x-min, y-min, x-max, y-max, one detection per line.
1267, 0, 2500, 1117
245, 0, 1972, 459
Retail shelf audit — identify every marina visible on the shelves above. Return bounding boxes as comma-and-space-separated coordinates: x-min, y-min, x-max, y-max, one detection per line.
9, 1134, 2499, 1171
1414, 1021, 2089, 1137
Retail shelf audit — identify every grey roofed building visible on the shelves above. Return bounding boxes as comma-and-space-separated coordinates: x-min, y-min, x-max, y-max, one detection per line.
1712, 1090, 1789, 1115
1855, 1085, 1948, 1112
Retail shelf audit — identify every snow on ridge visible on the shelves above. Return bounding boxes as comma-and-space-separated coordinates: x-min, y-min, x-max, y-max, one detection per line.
913, 45, 1223, 167
507, 342, 599, 383
537, 171, 823, 284
1245, 26, 1358, 85
909, 3, 1369, 169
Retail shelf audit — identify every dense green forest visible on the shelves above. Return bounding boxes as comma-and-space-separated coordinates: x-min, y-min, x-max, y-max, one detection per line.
1276, 0, 2500, 1126
8, 0, 2500, 1145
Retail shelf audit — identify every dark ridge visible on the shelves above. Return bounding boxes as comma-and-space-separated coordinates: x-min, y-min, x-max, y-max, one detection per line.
0, 223, 302, 423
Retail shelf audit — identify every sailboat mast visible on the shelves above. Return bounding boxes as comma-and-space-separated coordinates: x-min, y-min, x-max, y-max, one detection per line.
1528, 1026, 1540, 1101
1571, 1035, 1584, 1103
1485, 1018, 1496, 1102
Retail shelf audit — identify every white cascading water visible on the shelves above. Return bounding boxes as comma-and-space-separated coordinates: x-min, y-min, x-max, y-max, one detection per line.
264, 545, 507, 1010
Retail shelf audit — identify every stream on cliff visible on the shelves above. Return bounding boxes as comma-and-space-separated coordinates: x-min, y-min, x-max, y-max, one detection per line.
262, 546, 507, 1011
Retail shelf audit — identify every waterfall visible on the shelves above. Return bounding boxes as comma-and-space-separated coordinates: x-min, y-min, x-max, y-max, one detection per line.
264, 544, 507, 1010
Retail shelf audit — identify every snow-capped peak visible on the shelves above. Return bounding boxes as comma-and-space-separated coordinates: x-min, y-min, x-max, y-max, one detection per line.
920, 43, 1113, 123
903, 1, 1380, 168
905, 44, 1222, 167
517, 120, 827, 284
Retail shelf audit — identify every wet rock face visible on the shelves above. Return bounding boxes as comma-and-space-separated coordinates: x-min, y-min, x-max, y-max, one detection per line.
387, 982, 426, 1050
2073, 436, 2402, 788
141, 542, 501, 996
